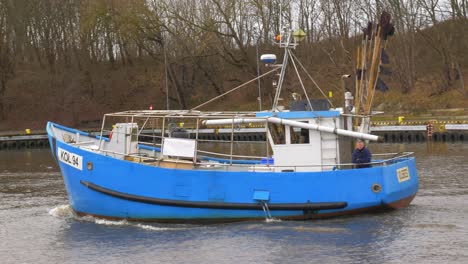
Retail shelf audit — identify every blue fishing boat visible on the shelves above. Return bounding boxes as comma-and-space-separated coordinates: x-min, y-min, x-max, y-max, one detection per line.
47, 22, 418, 222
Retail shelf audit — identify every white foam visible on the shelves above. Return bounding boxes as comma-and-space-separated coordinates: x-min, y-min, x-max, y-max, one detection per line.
86, 218, 186, 231
48, 204, 74, 218
93, 218, 129, 226
135, 223, 172, 231
48, 205, 186, 231
265, 218, 282, 223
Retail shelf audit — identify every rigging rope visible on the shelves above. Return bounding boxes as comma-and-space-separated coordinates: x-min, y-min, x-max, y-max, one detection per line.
191, 67, 279, 111
287, 49, 317, 117
289, 51, 334, 108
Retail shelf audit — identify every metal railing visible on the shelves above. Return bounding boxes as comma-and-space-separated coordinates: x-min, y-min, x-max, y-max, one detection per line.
53, 111, 414, 172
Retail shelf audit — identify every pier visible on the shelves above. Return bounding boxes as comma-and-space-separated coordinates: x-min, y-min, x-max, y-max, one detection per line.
0, 132, 49, 150
370, 114, 468, 142
370, 124, 467, 142
1, 118, 467, 150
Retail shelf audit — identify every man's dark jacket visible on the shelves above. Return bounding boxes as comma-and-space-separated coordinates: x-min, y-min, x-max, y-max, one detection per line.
352, 147, 372, 168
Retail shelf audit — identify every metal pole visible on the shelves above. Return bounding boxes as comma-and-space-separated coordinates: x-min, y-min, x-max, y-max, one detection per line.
98, 115, 107, 151
272, 45, 289, 110
194, 118, 199, 164
256, 37, 262, 111
164, 40, 170, 110
161, 117, 166, 158
203, 117, 380, 141
128, 116, 134, 156
265, 121, 269, 166
230, 117, 234, 166
341, 74, 351, 130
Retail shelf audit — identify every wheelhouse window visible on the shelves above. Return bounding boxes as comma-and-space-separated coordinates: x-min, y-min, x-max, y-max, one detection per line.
268, 124, 286, 144
291, 121, 310, 144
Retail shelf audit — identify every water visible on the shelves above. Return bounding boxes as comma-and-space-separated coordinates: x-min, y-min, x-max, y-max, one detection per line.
1, 143, 467, 264
259, 201, 276, 222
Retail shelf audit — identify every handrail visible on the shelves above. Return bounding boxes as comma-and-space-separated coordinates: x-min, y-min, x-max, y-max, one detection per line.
94, 144, 413, 171
192, 152, 414, 170
51, 120, 414, 172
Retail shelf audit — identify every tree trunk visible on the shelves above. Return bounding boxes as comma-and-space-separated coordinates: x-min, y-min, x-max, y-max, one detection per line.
454, 61, 467, 97
0, 78, 5, 120
167, 64, 186, 109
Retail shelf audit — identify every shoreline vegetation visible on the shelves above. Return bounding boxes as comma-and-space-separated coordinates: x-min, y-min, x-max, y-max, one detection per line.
0, 1, 467, 131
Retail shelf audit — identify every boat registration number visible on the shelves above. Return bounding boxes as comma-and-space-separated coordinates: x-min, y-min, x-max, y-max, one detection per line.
397, 166, 410, 183
58, 147, 83, 171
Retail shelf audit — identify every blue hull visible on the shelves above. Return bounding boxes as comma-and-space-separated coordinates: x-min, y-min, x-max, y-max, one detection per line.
47, 123, 419, 222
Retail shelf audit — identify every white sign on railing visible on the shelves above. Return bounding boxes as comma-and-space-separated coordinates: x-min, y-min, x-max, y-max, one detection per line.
162, 138, 196, 158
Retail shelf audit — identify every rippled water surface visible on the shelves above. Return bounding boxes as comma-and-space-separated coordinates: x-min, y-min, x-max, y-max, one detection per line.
1, 143, 467, 264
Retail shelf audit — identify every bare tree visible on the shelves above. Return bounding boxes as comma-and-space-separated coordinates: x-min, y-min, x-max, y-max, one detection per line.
0, 0, 15, 120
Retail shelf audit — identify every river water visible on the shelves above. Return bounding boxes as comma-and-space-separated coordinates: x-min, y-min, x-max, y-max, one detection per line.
1, 143, 467, 264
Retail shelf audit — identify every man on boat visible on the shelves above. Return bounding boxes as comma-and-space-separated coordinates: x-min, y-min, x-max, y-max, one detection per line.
352, 139, 372, 168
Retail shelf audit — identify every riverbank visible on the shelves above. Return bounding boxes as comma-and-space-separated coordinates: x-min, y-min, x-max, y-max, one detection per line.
1, 114, 467, 151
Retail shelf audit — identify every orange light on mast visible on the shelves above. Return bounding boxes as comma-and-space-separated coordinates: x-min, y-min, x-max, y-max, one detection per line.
275, 35, 281, 42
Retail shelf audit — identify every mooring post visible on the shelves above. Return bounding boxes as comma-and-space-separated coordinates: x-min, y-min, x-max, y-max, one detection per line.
426, 123, 434, 140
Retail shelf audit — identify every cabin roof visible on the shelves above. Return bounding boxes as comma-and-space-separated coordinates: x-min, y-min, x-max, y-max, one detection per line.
255, 111, 340, 119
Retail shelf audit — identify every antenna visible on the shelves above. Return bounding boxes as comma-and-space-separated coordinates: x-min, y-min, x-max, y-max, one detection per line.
255, 29, 262, 111
164, 39, 169, 110
279, 4, 282, 36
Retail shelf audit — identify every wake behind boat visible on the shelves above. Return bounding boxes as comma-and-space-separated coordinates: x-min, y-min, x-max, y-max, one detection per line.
47, 14, 418, 222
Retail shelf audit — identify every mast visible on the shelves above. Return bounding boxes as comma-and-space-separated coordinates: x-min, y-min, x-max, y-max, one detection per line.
271, 30, 298, 111
354, 12, 395, 131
